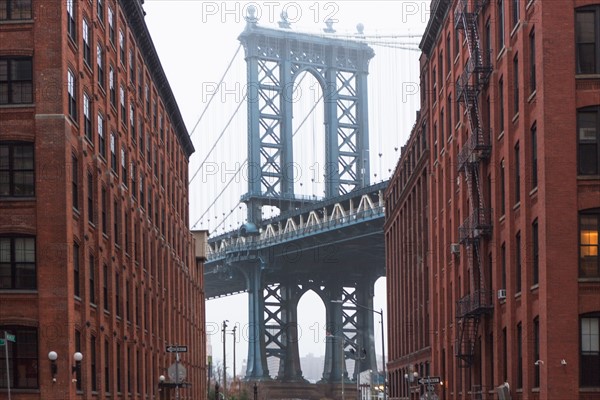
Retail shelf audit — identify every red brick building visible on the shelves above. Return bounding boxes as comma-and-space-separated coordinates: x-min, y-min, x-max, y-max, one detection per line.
386, 0, 600, 399
384, 111, 431, 398
0, 1, 206, 399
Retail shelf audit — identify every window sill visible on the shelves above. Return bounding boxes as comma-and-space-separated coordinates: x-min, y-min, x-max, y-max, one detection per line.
0, 19, 34, 25
577, 175, 600, 181
497, 46, 507, 60
529, 186, 538, 197
530, 283, 539, 292
513, 201, 521, 211
576, 74, 600, 80
515, 291, 522, 299
579, 277, 600, 283
510, 21, 521, 38
0, 197, 35, 202
499, 214, 506, 223
526, 0, 536, 10
0, 289, 37, 294
0, 103, 35, 110
512, 112, 519, 123
527, 90, 537, 103
497, 130, 505, 141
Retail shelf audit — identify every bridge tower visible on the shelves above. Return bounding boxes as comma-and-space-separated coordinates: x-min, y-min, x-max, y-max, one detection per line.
235, 7, 379, 390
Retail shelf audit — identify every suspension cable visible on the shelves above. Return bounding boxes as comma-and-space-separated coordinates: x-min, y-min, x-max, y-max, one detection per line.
188, 44, 242, 138
188, 92, 247, 184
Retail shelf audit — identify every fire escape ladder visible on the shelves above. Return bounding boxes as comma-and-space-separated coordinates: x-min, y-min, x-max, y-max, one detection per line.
455, 0, 493, 369
456, 314, 480, 368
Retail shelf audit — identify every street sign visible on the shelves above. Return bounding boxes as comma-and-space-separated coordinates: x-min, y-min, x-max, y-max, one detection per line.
5, 334, 15, 343
166, 345, 188, 353
0, 339, 4, 346
418, 376, 441, 385
168, 363, 187, 383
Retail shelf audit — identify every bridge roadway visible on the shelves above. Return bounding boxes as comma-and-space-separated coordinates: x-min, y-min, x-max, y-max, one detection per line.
204, 181, 389, 299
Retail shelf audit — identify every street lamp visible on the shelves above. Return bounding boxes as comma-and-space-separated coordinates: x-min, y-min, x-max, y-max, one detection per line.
332, 300, 386, 400
222, 320, 229, 399
228, 326, 237, 389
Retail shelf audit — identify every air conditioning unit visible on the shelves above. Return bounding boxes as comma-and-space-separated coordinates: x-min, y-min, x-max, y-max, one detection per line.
497, 289, 507, 300
450, 243, 460, 255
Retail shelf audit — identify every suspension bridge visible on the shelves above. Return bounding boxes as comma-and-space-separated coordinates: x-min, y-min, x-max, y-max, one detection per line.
187, 7, 422, 399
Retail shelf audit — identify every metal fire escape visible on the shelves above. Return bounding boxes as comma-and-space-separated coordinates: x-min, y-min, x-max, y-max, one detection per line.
454, 0, 493, 368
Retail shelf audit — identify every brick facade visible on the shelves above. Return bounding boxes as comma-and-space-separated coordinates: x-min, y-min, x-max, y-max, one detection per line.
0, 1, 206, 399
386, 0, 600, 399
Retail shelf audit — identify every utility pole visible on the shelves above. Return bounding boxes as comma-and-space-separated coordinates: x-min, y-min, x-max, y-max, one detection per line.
231, 326, 237, 387
222, 320, 228, 399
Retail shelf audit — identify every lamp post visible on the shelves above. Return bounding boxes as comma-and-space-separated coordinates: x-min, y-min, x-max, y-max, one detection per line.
332, 300, 386, 400
228, 326, 237, 389
222, 320, 229, 399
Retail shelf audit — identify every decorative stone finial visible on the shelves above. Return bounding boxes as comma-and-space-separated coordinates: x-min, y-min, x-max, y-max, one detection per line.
278, 10, 291, 29
356, 23, 365, 35
245, 5, 258, 25
323, 18, 336, 33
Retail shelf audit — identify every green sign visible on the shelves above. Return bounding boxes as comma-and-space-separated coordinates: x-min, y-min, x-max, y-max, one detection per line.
5, 333, 15, 343
0, 339, 5, 346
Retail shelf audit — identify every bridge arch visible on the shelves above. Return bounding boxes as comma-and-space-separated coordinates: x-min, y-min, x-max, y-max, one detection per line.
296, 289, 327, 382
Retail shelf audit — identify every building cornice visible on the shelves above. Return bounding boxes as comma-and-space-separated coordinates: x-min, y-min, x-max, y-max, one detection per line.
118, 0, 195, 158
419, 0, 452, 57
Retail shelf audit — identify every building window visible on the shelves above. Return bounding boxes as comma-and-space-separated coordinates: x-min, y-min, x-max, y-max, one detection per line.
96, 0, 104, 23
129, 104, 135, 134
512, 0, 519, 29
497, 0, 505, 52
0, 0, 32, 20
500, 159, 506, 215
90, 334, 97, 391
0, 236, 35, 290
128, 49, 134, 84
89, 253, 95, 304
532, 219, 539, 284
581, 314, 600, 387
131, 164, 137, 200
101, 187, 107, 235
116, 342, 122, 392
72, 154, 78, 210
108, 5, 115, 45
119, 30, 125, 65
83, 93, 92, 141
533, 316, 540, 387
97, 44, 105, 89
104, 339, 110, 392
110, 132, 117, 173
580, 210, 600, 278
67, 0, 76, 40
578, 106, 600, 175
446, 33, 451, 72
87, 172, 94, 224
114, 199, 119, 246
440, 109, 445, 144
67, 69, 77, 119
103, 264, 109, 311
515, 141, 520, 204
513, 55, 519, 114
576, 6, 600, 74
501, 242, 506, 290
98, 113, 106, 159
530, 28, 536, 92
145, 84, 150, 114
82, 19, 91, 67
531, 123, 538, 188
499, 77, 504, 133
115, 271, 121, 318
121, 148, 127, 185
0, 142, 34, 197
517, 322, 523, 388
73, 242, 80, 297
1, 57, 32, 105
74, 330, 82, 390
0, 326, 38, 389
120, 85, 126, 123
109, 65, 116, 106
502, 327, 508, 382
516, 231, 521, 293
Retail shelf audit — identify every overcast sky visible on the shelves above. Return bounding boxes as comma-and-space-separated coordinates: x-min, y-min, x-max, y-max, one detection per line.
144, 0, 429, 377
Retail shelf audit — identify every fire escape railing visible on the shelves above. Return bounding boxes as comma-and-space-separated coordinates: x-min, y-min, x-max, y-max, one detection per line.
454, 0, 493, 368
